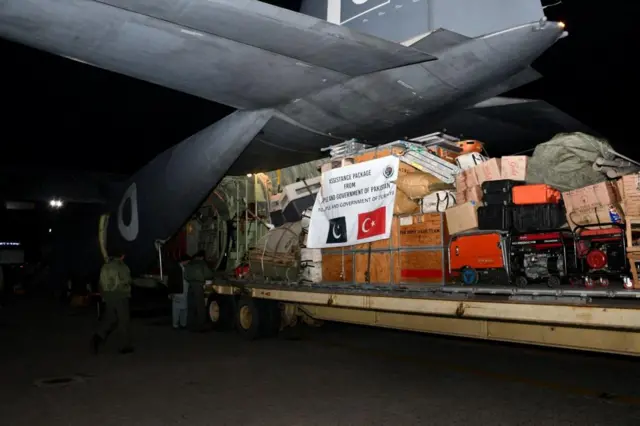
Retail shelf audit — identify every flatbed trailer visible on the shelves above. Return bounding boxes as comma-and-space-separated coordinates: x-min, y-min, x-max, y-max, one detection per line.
204, 279, 640, 357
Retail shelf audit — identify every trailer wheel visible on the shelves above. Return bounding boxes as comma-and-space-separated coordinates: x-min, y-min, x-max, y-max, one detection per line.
208, 294, 233, 331
547, 276, 561, 288
461, 267, 479, 285
515, 276, 528, 288
236, 297, 262, 340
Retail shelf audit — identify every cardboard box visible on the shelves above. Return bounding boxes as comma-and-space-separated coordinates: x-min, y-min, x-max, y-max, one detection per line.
616, 178, 625, 199
562, 181, 619, 213
566, 203, 624, 230
621, 173, 640, 199
465, 185, 483, 203
464, 167, 479, 187
455, 173, 467, 191
475, 158, 501, 184
622, 199, 640, 217
500, 156, 528, 181
445, 201, 479, 235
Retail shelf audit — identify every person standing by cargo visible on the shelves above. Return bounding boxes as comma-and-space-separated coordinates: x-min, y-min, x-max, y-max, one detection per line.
184, 250, 213, 331
91, 251, 133, 354
167, 254, 191, 329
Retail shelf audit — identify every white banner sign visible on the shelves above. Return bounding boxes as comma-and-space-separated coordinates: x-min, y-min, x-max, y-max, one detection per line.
307, 156, 399, 248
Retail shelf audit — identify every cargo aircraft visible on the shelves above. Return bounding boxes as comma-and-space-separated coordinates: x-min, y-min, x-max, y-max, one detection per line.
0, 0, 589, 282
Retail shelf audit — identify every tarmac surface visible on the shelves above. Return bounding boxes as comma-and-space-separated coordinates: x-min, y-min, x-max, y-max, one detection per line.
1, 298, 640, 426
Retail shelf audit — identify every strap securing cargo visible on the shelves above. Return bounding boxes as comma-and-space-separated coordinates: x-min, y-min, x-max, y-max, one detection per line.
365, 242, 372, 284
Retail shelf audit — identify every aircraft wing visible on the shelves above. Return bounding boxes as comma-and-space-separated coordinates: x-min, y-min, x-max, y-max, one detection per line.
0, 0, 435, 110
438, 97, 596, 156
224, 94, 594, 176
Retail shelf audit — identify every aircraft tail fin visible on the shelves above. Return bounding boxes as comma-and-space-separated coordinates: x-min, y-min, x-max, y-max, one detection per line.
300, 0, 545, 43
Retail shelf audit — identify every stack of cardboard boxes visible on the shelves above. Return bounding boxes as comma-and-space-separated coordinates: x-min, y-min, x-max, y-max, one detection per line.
562, 181, 622, 229
455, 165, 481, 204
447, 156, 528, 234
447, 168, 640, 233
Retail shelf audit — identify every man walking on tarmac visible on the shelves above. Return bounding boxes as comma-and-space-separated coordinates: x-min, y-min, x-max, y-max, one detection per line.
91, 250, 134, 354
184, 250, 213, 332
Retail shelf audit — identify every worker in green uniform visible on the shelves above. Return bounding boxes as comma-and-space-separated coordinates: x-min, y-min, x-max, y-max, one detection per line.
184, 250, 214, 332
91, 250, 133, 354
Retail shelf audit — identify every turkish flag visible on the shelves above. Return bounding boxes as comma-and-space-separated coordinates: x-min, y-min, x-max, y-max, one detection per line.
357, 206, 386, 239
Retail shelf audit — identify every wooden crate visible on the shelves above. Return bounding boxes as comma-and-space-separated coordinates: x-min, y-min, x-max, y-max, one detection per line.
393, 213, 446, 248
324, 247, 449, 286
321, 213, 450, 285
354, 234, 393, 251
354, 213, 447, 251
321, 250, 353, 282
355, 252, 392, 284
349, 249, 448, 285
394, 250, 447, 285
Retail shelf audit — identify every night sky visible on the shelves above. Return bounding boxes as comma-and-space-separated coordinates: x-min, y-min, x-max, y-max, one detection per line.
0, 0, 635, 176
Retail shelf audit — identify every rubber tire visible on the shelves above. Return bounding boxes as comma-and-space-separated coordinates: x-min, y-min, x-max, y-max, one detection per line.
207, 294, 234, 331
235, 297, 262, 340
258, 299, 281, 338
547, 276, 561, 288
515, 276, 528, 288
461, 266, 479, 286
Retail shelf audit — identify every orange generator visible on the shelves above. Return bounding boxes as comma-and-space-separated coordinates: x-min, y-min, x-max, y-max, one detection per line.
449, 231, 510, 285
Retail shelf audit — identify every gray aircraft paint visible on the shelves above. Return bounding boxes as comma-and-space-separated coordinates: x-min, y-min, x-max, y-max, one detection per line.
301, 0, 545, 42
0, 0, 584, 279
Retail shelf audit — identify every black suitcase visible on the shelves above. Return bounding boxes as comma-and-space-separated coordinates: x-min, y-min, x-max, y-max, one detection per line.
478, 205, 512, 231
483, 192, 513, 206
512, 204, 565, 232
481, 180, 524, 195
